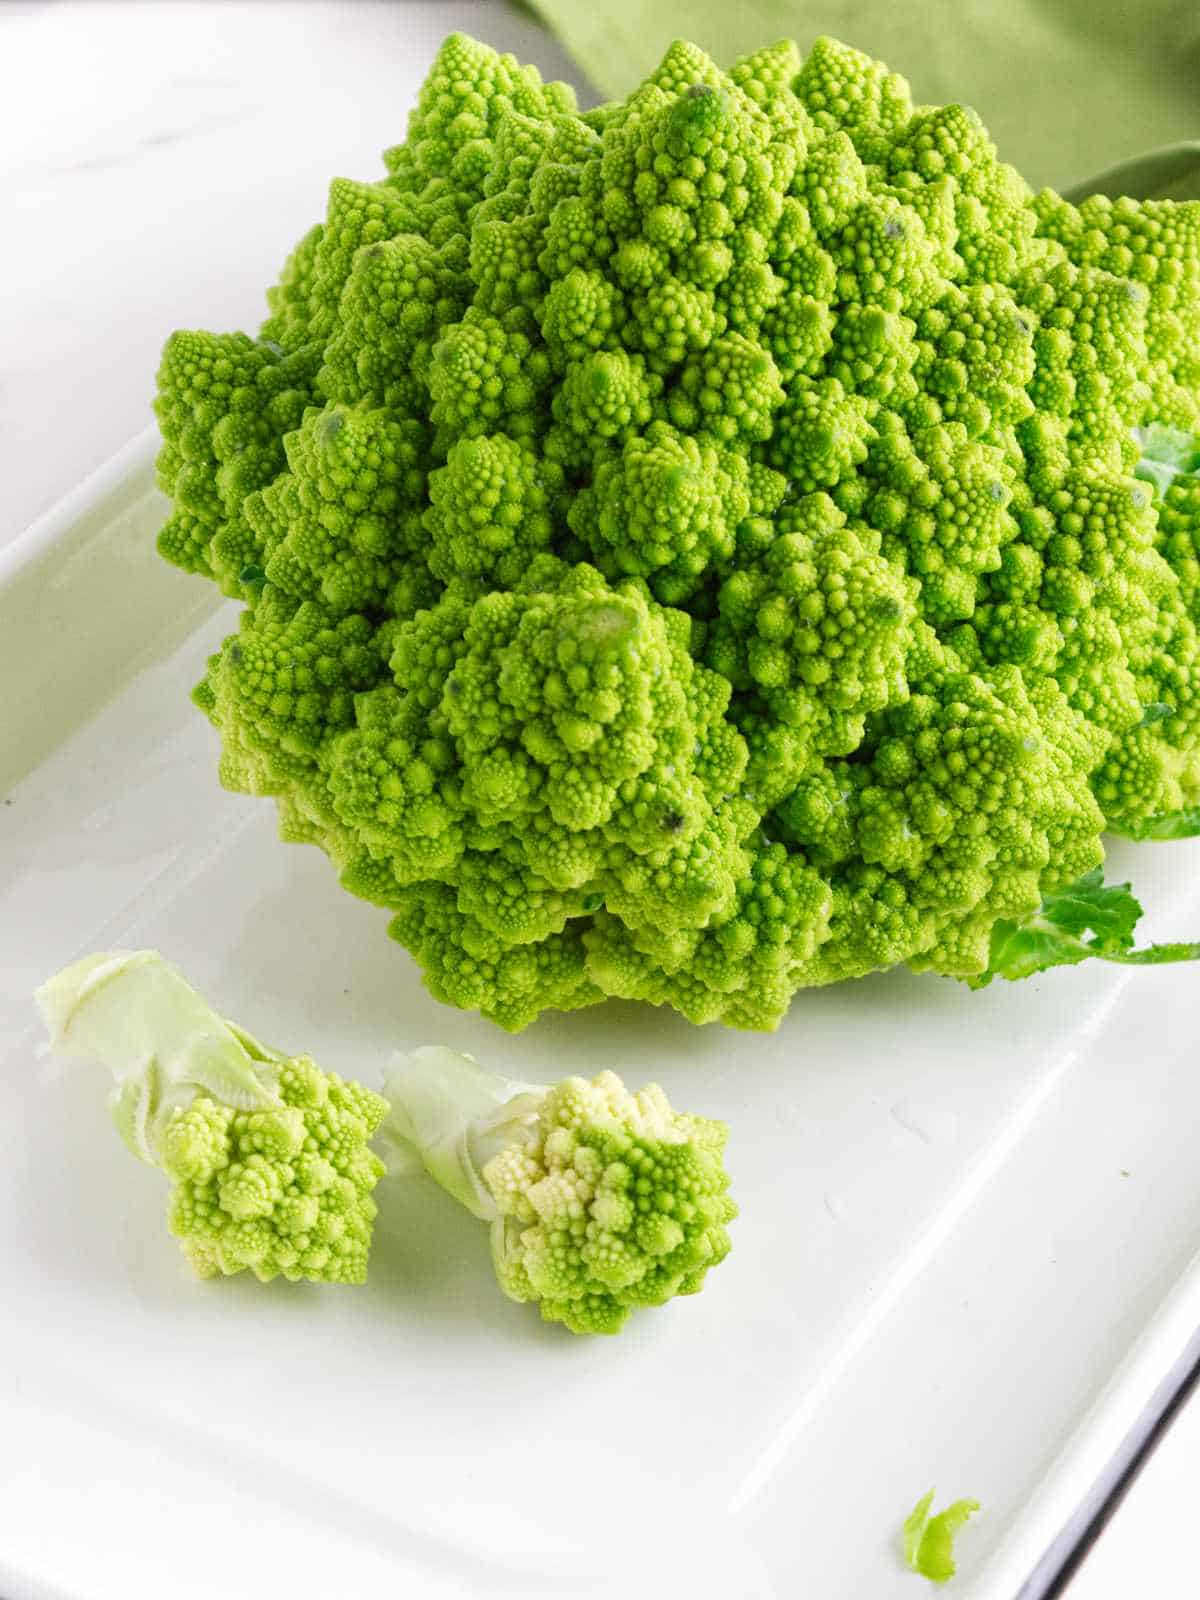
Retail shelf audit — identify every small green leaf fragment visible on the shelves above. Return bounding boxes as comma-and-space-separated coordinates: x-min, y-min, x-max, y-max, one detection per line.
1138, 702, 1174, 728
1133, 424, 1200, 499
1135, 423, 1200, 474
1134, 458, 1176, 499
902, 1488, 981, 1584
903, 1489, 936, 1568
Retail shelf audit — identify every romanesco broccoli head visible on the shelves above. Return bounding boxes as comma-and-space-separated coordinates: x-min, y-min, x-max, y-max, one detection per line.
154, 29, 1200, 1029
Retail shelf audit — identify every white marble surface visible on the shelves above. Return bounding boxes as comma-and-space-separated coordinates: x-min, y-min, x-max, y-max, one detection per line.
0, 5, 1193, 1596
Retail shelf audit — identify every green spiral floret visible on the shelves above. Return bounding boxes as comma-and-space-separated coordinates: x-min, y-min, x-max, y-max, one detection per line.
36, 952, 388, 1286
381, 1050, 736, 1334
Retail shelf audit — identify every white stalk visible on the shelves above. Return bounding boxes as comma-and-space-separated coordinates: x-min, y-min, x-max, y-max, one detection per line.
35, 951, 280, 1164
379, 1047, 546, 1219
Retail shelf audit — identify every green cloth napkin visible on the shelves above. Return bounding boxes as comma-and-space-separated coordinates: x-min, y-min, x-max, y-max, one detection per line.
522, 0, 1200, 193
1062, 143, 1200, 203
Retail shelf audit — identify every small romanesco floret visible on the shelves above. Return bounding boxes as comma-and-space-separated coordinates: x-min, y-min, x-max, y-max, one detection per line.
155, 30, 1200, 1031
380, 1048, 736, 1334
36, 952, 388, 1285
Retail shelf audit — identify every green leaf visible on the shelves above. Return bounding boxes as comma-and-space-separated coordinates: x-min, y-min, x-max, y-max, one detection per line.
902, 1488, 980, 1584
1106, 939, 1200, 966
1135, 425, 1200, 475
1112, 806, 1200, 842
1133, 423, 1200, 499
1137, 702, 1175, 728
1038, 867, 1142, 948
977, 920, 1087, 984
973, 869, 1200, 987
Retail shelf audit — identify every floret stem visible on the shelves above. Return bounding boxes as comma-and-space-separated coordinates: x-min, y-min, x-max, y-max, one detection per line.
35, 951, 281, 1163
379, 1047, 545, 1219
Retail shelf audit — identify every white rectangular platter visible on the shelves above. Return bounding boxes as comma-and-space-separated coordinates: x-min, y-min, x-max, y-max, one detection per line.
3, 433, 1200, 1599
